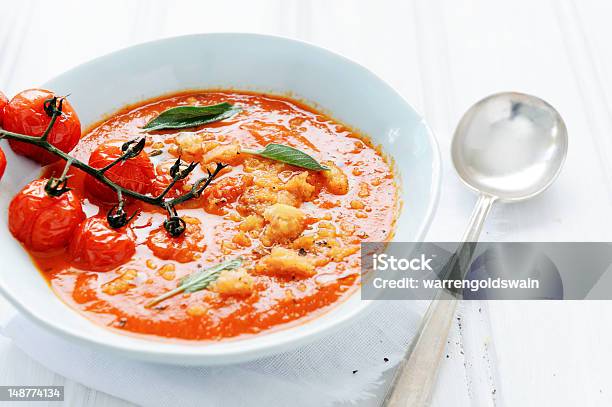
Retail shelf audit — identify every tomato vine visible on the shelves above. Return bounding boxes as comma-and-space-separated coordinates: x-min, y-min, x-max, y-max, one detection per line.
0, 96, 226, 237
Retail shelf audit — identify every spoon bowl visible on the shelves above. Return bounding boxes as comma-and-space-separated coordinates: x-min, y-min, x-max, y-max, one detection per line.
451, 92, 568, 201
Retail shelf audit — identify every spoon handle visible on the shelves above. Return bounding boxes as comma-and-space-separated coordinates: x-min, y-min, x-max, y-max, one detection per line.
382, 193, 496, 407
462, 194, 496, 242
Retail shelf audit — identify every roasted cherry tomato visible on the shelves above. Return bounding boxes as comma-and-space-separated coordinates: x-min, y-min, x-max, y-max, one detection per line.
0, 91, 8, 127
3, 89, 81, 165
0, 147, 6, 180
85, 144, 155, 204
151, 173, 186, 199
69, 217, 136, 272
146, 221, 205, 263
150, 160, 187, 199
8, 178, 85, 252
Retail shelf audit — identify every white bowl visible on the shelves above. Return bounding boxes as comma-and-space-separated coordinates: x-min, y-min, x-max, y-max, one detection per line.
0, 33, 440, 365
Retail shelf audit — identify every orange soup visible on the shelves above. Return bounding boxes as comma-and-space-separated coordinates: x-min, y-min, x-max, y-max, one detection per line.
29, 91, 397, 340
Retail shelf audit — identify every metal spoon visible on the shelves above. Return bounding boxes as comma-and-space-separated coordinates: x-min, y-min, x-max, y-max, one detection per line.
383, 92, 568, 406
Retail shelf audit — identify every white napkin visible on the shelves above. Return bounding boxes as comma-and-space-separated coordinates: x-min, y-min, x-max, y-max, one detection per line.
0, 301, 425, 407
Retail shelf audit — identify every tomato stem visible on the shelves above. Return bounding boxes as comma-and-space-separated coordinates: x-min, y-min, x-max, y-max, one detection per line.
0, 126, 225, 236
59, 157, 73, 179
40, 97, 64, 142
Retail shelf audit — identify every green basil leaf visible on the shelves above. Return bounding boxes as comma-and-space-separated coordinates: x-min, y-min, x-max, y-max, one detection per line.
243, 144, 330, 171
142, 102, 241, 132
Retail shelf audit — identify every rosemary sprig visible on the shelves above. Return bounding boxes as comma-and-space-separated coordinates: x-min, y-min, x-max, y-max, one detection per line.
145, 256, 244, 308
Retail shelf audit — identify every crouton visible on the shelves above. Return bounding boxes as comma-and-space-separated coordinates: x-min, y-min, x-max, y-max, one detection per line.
237, 182, 305, 216
242, 156, 267, 173
232, 231, 252, 247
358, 182, 370, 198
283, 172, 316, 202
237, 185, 278, 216
350, 200, 365, 209
256, 247, 315, 278
321, 161, 349, 195
327, 245, 360, 262
201, 143, 242, 165
186, 305, 207, 317
239, 215, 265, 232
174, 132, 206, 158
261, 203, 306, 246
292, 235, 316, 251
102, 269, 137, 296
158, 264, 176, 281
275, 190, 300, 207
210, 268, 254, 296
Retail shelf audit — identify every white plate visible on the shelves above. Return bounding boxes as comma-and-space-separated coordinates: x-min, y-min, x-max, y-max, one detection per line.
0, 33, 440, 365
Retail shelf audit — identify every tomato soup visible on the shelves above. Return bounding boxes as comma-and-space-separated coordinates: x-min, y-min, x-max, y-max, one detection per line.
29, 91, 398, 341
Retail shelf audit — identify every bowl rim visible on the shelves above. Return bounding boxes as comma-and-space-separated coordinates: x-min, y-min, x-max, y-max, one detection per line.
0, 32, 441, 365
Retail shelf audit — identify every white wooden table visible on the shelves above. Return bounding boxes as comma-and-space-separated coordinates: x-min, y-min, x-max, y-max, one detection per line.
2, 0, 612, 406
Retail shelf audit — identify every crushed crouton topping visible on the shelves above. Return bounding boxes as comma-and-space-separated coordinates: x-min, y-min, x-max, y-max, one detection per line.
256, 247, 315, 278
210, 268, 254, 296
261, 203, 306, 246
321, 161, 349, 195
